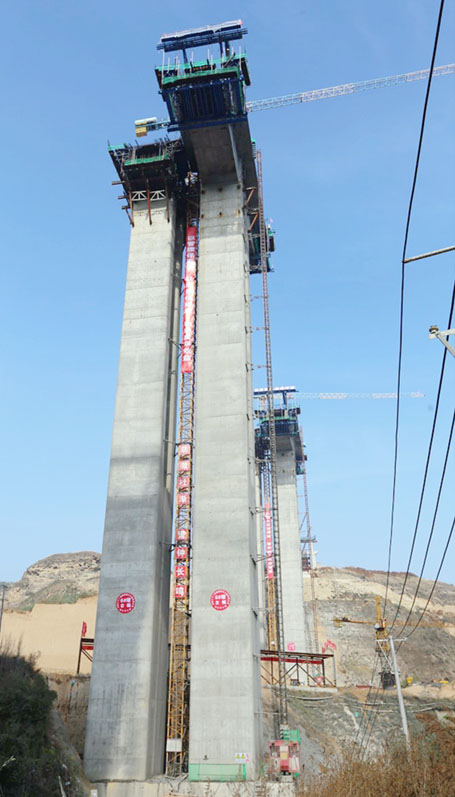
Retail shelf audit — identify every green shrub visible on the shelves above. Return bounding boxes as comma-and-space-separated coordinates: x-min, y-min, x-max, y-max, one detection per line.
0, 643, 61, 796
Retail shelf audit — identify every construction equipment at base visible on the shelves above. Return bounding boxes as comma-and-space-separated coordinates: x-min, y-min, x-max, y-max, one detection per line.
269, 736, 301, 779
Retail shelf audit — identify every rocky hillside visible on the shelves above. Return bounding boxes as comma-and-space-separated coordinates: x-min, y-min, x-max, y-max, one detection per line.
4, 552, 100, 611
306, 566, 455, 685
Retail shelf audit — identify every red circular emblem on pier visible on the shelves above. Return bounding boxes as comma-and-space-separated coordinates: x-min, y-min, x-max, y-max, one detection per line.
210, 589, 231, 611
116, 593, 136, 614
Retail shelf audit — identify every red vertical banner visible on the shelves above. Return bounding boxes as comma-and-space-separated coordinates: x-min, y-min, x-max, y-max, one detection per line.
181, 226, 198, 374
264, 501, 274, 579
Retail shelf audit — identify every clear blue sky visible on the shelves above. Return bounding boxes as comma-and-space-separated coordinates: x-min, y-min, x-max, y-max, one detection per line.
1, 1, 453, 585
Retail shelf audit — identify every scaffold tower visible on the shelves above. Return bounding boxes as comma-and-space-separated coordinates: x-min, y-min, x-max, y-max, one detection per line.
166, 198, 200, 776
257, 150, 288, 730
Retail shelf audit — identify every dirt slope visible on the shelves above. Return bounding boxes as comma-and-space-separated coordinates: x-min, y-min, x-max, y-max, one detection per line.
304, 566, 455, 685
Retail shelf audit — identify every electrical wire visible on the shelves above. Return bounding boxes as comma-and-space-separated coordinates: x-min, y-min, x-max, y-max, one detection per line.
396, 404, 454, 636
383, 0, 447, 617
390, 282, 455, 630
353, 652, 379, 745
360, 683, 386, 757
355, 651, 385, 752
400, 514, 455, 642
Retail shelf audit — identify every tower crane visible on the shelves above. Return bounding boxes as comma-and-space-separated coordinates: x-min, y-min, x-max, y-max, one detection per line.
297, 391, 424, 400
333, 594, 449, 631
246, 65, 455, 113
333, 595, 451, 687
135, 64, 455, 136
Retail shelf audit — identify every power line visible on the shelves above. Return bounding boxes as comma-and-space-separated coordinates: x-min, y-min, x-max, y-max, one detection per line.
360, 683, 386, 756
401, 514, 455, 641
383, 0, 447, 617
353, 653, 381, 750
395, 405, 454, 636
390, 281, 455, 630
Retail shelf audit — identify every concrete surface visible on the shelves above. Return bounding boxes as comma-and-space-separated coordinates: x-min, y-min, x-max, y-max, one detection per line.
90, 781, 296, 797
84, 197, 183, 781
256, 466, 266, 650
276, 447, 306, 653
188, 179, 263, 779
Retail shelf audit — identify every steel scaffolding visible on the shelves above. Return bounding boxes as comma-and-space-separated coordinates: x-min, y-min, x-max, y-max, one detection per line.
257, 149, 288, 730
166, 198, 200, 776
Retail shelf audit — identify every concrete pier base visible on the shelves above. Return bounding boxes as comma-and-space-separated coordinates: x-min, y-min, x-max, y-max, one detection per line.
90, 779, 297, 797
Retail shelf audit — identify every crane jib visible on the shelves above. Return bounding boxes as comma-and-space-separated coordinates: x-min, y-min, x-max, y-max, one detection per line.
245, 64, 455, 114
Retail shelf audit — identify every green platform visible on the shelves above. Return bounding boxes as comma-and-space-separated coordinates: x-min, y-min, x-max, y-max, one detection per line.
188, 763, 247, 782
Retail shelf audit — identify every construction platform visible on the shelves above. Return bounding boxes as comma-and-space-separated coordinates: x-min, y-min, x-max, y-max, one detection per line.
108, 137, 272, 275
255, 405, 304, 473
261, 650, 336, 689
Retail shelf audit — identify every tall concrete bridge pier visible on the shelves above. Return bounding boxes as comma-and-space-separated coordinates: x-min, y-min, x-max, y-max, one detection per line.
255, 388, 307, 653
85, 21, 269, 792
84, 144, 186, 783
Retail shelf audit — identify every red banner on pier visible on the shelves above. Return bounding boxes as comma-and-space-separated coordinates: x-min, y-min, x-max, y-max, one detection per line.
181, 226, 198, 373
264, 501, 274, 579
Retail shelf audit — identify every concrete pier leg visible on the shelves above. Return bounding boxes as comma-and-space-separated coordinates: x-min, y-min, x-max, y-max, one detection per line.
188, 181, 263, 780
276, 446, 306, 652
256, 465, 266, 650
84, 197, 183, 783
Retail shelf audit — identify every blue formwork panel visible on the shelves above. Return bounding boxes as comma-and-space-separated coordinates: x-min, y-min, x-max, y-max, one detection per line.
162, 76, 246, 130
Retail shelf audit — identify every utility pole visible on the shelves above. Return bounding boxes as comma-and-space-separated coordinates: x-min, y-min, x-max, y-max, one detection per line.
429, 325, 455, 358
389, 635, 410, 750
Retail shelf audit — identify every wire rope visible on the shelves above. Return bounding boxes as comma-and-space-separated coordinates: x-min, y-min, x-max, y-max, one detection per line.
396, 405, 454, 636
390, 282, 455, 630
400, 515, 455, 641
360, 683, 386, 757
353, 653, 381, 751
